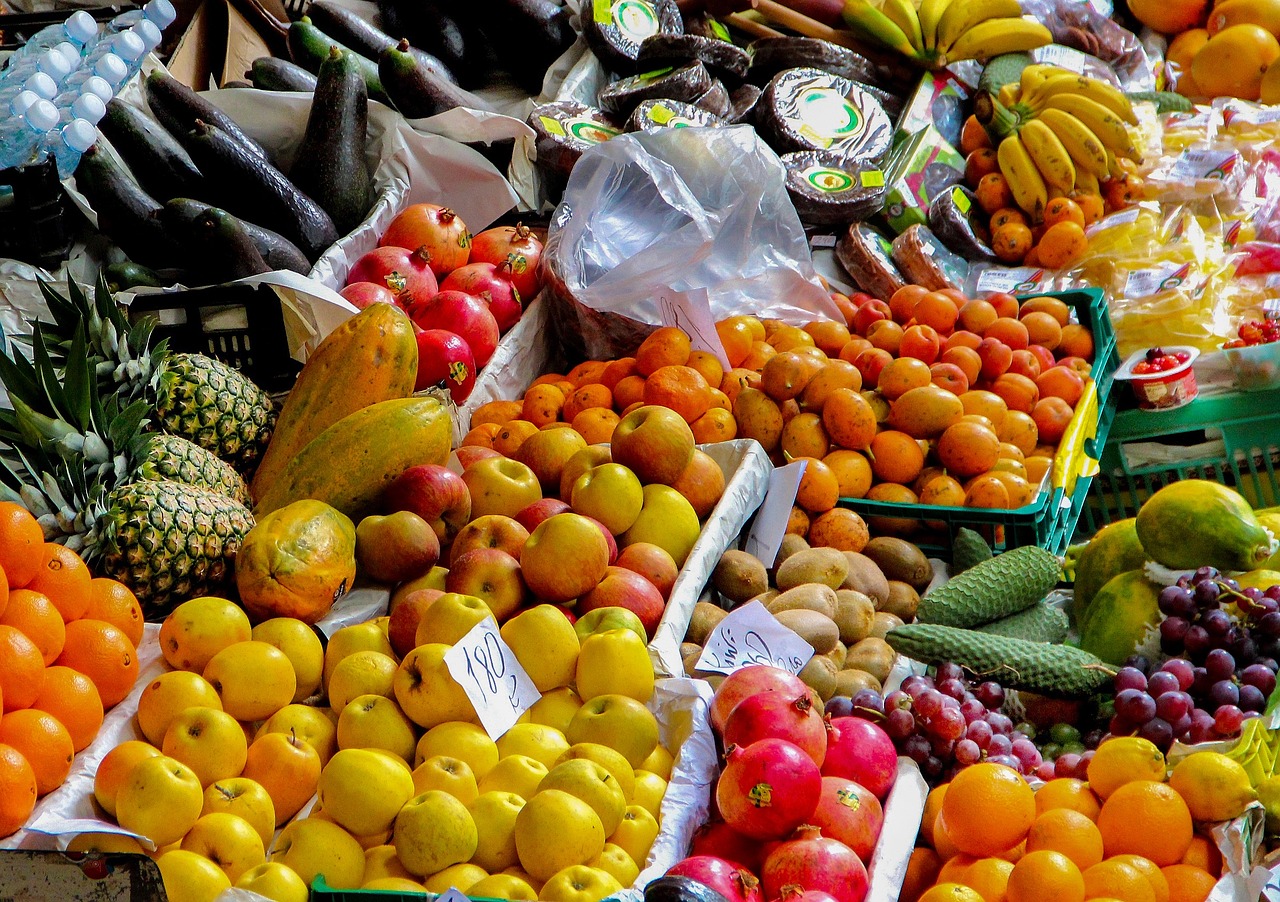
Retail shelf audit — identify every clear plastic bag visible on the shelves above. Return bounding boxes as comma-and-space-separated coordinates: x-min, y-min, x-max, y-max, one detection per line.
1021, 0, 1158, 91
542, 125, 839, 359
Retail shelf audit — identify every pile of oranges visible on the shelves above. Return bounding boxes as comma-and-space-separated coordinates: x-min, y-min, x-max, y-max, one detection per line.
0, 501, 143, 838
903, 752, 1223, 902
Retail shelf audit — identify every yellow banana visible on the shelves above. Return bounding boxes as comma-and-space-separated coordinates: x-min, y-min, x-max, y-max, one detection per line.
1019, 63, 1065, 97
1043, 93, 1142, 161
1073, 167, 1100, 195
1038, 107, 1109, 178
1030, 73, 1138, 124
881, 0, 925, 54
998, 134, 1048, 218
944, 18, 1053, 63
1019, 118, 1075, 194
842, 0, 920, 56
1104, 148, 1127, 180
998, 83, 1019, 107
918, 0, 953, 50
935, 0, 1021, 52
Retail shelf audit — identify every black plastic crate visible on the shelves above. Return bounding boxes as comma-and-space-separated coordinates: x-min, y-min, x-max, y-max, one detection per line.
0, 158, 73, 269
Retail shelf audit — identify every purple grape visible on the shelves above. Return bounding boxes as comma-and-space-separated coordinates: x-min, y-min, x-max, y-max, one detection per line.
930, 736, 956, 758
1035, 761, 1057, 781
1260, 612, 1280, 639
1207, 680, 1240, 708
1246, 587, 1267, 603
1214, 705, 1245, 735
922, 755, 945, 778
987, 734, 1012, 757
1155, 691, 1190, 723
1222, 577, 1241, 592
1232, 634, 1258, 664
1137, 717, 1174, 751
975, 681, 1005, 710
965, 719, 993, 748
1083, 729, 1106, 750
1055, 753, 1082, 778
1245, 710, 1263, 721
937, 678, 967, 701
1011, 738, 1039, 769
1195, 580, 1222, 607
885, 690, 912, 711
1191, 666, 1212, 696
933, 706, 966, 741
987, 754, 1020, 771
852, 689, 884, 715
885, 708, 916, 740
1171, 713, 1192, 738
1206, 648, 1236, 681
1259, 658, 1280, 673
1115, 688, 1157, 722
1194, 566, 1221, 583
960, 698, 986, 723
1203, 609, 1232, 639
1161, 619, 1190, 654
1109, 715, 1134, 736
1240, 684, 1267, 712
1242, 663, 1278, 696
939, 694, 962, 711
954, 738, 982, 765
1188, 723, 1214, 744
915, 690, 944, 720
1260, 598, 1280, 616
1159, 585, 1196, 617
936, 662, 964, 683
1184, 625, 1213, 658
1265, 585, 1280, 601
825, 696, 855, 719
1124, 655, 1152, 674
1162, 658, 1196, 690
1147, 671, 1180, 697
986, 712, 1014, 735
1115, 667, 1148, 692
902, 734, 931, 762
1191, 708, 1216, 729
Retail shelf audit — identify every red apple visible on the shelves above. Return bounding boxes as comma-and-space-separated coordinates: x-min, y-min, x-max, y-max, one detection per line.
577, 565, 666, 638
583, 516, 618, 565
385, 464, 472, 544
406, 290, 500, 368
449, 514, 530, 565
348, 246, 437, 306
521, 513, 611, 603
615, 542, 679, 599
611, 406, 696, 486
388, 590, 442, 657
415, 329, 477, 399
515, 498, 572, 533
440, 262, 523, 333
340, 281, 402, 310
446, 548, 527, 621
455, 446, 501, 469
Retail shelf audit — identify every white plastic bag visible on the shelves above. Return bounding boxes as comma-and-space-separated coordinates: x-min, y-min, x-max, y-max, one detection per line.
542, 125, 841, 359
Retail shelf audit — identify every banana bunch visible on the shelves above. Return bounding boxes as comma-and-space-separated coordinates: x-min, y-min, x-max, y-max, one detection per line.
841, 0, 1052, 68
991, 64, 1142, 217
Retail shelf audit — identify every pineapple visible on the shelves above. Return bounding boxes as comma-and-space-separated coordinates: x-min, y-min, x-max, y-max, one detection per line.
35, 277, 276, 473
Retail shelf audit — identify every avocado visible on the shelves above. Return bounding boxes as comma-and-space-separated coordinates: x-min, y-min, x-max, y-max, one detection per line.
378, 39, 496, 119
287, 17, 390, 105
474, 0, 576, 94
75, 144, 187, 269
103, 261, 164, 292
143, 70, 268, 162
98, 99, 204, 202
248, 57, 318, 92
376, 0, 495, 88
161, 198, 311, 274
306, 1, 460, 87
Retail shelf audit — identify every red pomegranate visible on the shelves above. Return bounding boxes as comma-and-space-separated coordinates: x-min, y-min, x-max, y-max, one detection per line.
404, 290, 500, 368
439, 262, 523, 332
770, 890, 840, 902
762, 826, 868, 902
809, 777, 883, 862
821, 717, 898, 801
379, 203, 471, 276
666, 856, 763, 902
716, 739, 822, 841
724, 693, 828, 767
339, 281, 402, 310
414, 329, 476, 399
711, 666, 812, 734
347, 246, 438, 307
470, 222, 544, 299
690, 821, 766, 872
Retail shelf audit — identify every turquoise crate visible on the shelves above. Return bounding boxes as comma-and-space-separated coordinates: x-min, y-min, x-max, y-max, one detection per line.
312, 876, 506, 901
1078, 384, 1280, 538
837, 287, 1119, 558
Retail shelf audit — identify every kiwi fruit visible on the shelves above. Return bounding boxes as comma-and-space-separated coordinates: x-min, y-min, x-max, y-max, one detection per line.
843, 636, 896, 683
881, 580, 920, 621
683, 648, 705, 677
686, 601, 728, 644
834, 668, 882, 697
767, 583, 838, 618
774, 533, 811, 570
744, 589, 780, 608
773, 609, 840, 654
824, 641, 848, 669
861, 537, 932, 591
713, 550, 769, 604
776, 547, 849, 590
680, 642, 703, 660
799, 654, 839, 701
870, 611, 905, 639
833, 589, 876, 645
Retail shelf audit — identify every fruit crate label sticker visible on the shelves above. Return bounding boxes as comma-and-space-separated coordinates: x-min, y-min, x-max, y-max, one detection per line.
860, 169, 885, 188
974, 266, 1049, 295
444, 617, 542, 739
709, 18, 731, 41
695, 600, 815, 675
810, 234, 837, 249
1123, 262, 1193, 299
1033, 44, 1092, 75
1170, 147, 1241, 182
743, 459, 807, 567
1085, 204, 1142, 236
1221, 101, 1280, 128
657, 287, 731, 369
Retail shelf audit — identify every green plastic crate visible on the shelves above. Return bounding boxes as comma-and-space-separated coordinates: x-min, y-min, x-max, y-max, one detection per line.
312, 876, 508, 901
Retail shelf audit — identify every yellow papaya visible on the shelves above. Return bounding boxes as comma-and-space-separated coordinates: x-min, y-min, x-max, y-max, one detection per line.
1079, 569, 1161, 666
1072, 517, 1146, 626
236, 499, 356, 623
1135, 480, 1273, 572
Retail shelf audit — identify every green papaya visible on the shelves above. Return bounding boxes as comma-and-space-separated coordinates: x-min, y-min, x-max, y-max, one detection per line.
1078, 569, 1162, 666
1135, 480, 1273, 572
1072, 518, 1146, 626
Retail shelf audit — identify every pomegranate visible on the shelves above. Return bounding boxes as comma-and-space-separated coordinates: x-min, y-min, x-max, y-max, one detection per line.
762, 826, 868, 902
666, 856, 763, 902
440, 262, 523, 332
711, 666, 812, 734
405, 290, 500, 368
379, 203, 471, 276
809, 777, 882, 862
414, 329, 476, 399
339, 281, 403, 311
690, 821, 766, 872
821, 717, 897, 801
724, 693, 828, 767
347, 246, 437, 307
470, 222, 544, 299
717, 739, 822, 841
770, 890, 840, 902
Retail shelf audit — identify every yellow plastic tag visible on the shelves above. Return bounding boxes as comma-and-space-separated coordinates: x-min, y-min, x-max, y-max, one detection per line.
539, 116, 566, 137
859, 170, 885, 188
952, 186, 971, 214
593, 0, 612, 24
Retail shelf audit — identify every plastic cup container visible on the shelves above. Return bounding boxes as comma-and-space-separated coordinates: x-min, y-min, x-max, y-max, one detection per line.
1115, 346, 1200, 411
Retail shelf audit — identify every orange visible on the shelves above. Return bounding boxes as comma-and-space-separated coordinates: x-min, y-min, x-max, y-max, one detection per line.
1007, 850, 1084, 902
83, 579, 143, 649
878, 357, 932, 400
824, 449, 873, 500
977, 173, 1015, 215
30, 666, 102, 752
716, 320, 754, 368
869, 431, 926, 486
522, 384, 566, 427
687, 351, 725, 389
1159, 864, 1216, 902
966, 147, 1000, 185
1026, 809, 1104, 871
528, 372, 566, 388
993, 223, 1033, 263
0, 624, 45, 712
0, 708, 73, 795
1035, 779, 1101, 821
1178, 836, 1221, 876
1096, 782, 1192, 866
644, 365, 713, 423
600, 357, 639, 392
0, 589, 64, 666
572, 408, 621, 444
823, 388, 878, 452
937, 421, 1001, 479
94, 740, 162, 817
492, 420, 539, 457
1073, 193, 1105, 224
919, 885, 985, 902
0, 503, 43, 589
934, 808, 963, 861
1110, 855, 1170, 902
24, 544, 90, 623
795, 458, 840, 513
563, 384, 613, 423
690, 408, 737, 444
1038, 222, 1089, 270
961, 115, 993, 155
56, 619, 138, 709
964, 857, 1014, 902
1127, 0, 1207, 34
804, 319, 852, 356
920, 783, 947, 847
942, 762, 1036, 858
1082, 859, 1158, 902
613, 374, 648, 411
990, 208, 1028, 231
741, 340, 777, 371
807, 508, 870, 552
1044, 197, 1085, 229
901, 847, 943, 902
0, 742, 36, 837
635, 326, 692, 375
1033, 397, 1075, 444
470, 399, 525, 428
938, 853, 979, 884
461, 422, 500, 449
567, 360, 607, 387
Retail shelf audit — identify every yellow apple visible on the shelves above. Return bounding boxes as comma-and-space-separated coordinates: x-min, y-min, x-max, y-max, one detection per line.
318, 747, 416, 837
631, 770, 667, 818
203, 641, 296, 722
364, 877, 428, 891
516, 427, 588, 494
619, 484, 700, 566
570, 464, 644, 536
158, 596, 251, 673
471, 873, 538, 900
468, 790, 525, 872
639, 745, 674, 780
323, 621, 395, 690
575, 629, 655, 703
181, 812, 265, 883
611, 406, 695, 486
450, 515, 530, 565
251, 617, 325, 703
566, 695, 659, 769
65, 833, 147, 854
540, 864, 623, 902
412, 755, 478, 803
500, 605, 580, 692
271, 817, 365, 889
608, 806, 658, 868
539, 760, 626, 835
156, 849, 231, 902
462, 456, 543, 520
203, 778, 276, 848
590, 843, 639, 887
336, 694, 417, 762
243, 731, 322, 826
496, 723, 570, 768
415, 592, 493, 646
94, 741, 162, 818
116, 756, 205, 848
309, 808, 393, 851
393, 643, 476, 729
557, 744, 636, 801
392, 789, 479, 877
423, 862, 489, 893
363, 844, 414, 883
522, 687, 582, 735
504, 866, 544, 894
136, 671, 223, 746
162, 706, 248, 788
415, 722, 498, 777
256, 704, 338, 765
514, 789, 606, 882
477, 755, 548, 800
235, 862, 309, 902
573, 608, 647, 644
560, 447, 613, 500
328, 650, 399, 711
521, 513, 610, 603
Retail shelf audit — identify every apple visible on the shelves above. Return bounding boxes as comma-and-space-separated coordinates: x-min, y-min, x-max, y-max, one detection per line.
450, 514, 530, 564
541, 865, 622, 902
156, 850, 231, 901
271, 817, 366, 889
385, 464, 472, 544
669, 448, 726, 519
500, 605, 580, 692
203, 777, 277, 849
569, 463, 644, 536
620, 484, 701, 567
440, 262, 523, 332
565, 694, 660, 769
251, 618, 325, 705
162, 706, 249, 789
585, 516, 618, 565
181, 811, 266, 883
393, 789, 478, 878
387, 590, 443, 657
116, 755, 205, 847
318, 747, 416, 838
235, 862, 309, 902
445, 548, 528, 621
356, 511, 441, 584
415, 329, 477, 398
462, 457, 542, 520
573, 607, 648, 644
256, 704, 338, 767
515, 498, 572, 533
611, 406, 695, 486
521, 513, 611, 603
340, 281, 402, 311
614, 543, 678, 599
407, 290, 500, 368
415, 592, 494, 646
456, 446, 501, 469
559, 446, 613, 500
516, 427, 588, 493
578, 566, 665, 638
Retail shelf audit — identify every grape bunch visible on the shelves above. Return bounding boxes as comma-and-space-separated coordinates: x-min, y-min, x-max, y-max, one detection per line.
1157, 566, 1280, 665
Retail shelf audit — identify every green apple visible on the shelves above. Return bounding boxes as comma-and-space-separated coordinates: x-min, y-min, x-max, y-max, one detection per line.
415, 592, 492, 646
566, 695, 659, 769
570, 464, 644, 536
572, 607, 647, 645
392, 790, 478, 878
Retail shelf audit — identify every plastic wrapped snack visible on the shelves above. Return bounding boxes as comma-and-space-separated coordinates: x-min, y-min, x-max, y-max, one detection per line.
836, 222, 907, 299
891, 224, 970, 291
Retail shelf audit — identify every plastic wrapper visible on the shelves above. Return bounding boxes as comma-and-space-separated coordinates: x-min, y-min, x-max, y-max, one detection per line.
756, 68, 893, 163
891, 225, 969, 292
542, 124, 839, 359
1144, 143, 1248, 203
1160, 107, 1223, 156
893, 72, 969, 149
837, 222, 908, 300
881, 125, 966, 235
1030, 44, 1122, 88
1021, 0, 1157, 90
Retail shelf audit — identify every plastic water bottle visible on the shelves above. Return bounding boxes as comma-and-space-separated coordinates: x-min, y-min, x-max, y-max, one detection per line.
0, 48, 74, 93
3, 11, 97, 70
74, 76, 115, 105
84, 31, 145, 70
34, 119, 97, 177
62, 54, 128, 94
6, 90, 41, 120
56, 93, 105, 129
105, 0, 177, 35
132, 21, 163, 55
0, 99, 59, 170
0, 72, 58, 107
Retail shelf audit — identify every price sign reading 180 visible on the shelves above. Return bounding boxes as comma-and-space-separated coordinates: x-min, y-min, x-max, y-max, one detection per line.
444, 618, 541, 740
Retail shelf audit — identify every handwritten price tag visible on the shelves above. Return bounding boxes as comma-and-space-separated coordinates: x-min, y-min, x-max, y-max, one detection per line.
657, 288, 731, 370
744, 460, 807, 567
444, 618, 541, 740
437, 889, 471, 902
696, 601, 815, 676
